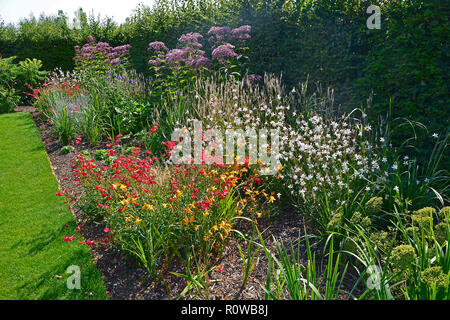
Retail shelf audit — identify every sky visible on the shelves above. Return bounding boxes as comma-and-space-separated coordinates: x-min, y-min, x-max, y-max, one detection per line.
0, 0, 154, 25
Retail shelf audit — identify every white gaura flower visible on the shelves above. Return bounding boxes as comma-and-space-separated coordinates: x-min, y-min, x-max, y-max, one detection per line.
393, 186, 399, 192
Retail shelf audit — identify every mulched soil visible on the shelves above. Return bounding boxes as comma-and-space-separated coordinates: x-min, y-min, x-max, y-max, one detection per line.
17, 106, 363, 300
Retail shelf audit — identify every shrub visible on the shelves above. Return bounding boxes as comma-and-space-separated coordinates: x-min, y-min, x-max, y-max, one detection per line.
420, 266, 448, 291
0, 56, 20, 113
411, 207, 435, 228
390, 245, 416, 270
440, 207, 450, 220
17, 58, 47, 103
365, 197, 383, 216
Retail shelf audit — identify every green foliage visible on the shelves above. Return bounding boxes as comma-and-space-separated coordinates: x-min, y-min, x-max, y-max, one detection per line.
60, 145, 74, 154
390, 244, 416, 270
420, 266, 447, 289
259, 227, 349, 300
51, 105, 76, 145
439, 206, 450, 220
365, 197, 383, 216
411, 207, 435, 228
0, 56, 47, 112
93, 149, 108, 161
0, 56, 20, 113
16, 58, 47, 102
359, 1, 449, 143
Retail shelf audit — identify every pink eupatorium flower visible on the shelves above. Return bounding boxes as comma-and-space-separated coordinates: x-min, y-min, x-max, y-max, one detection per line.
148, 41, 168, 53
212, 43, 238, 64
231, 25, 251, 40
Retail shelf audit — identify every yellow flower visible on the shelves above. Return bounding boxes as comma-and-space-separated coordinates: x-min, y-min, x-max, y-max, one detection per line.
120, 184, 127, 191
183, 216, 192, 226
119, 198, 130, 205
268, 195, 276, 203
142, 203, 154, 211
135, 217, 142, 224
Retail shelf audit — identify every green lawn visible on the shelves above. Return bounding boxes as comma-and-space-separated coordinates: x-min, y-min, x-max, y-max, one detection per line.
0, 112, 107, 300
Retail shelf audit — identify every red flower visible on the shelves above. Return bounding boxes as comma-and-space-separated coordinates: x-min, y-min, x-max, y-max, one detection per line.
220, 189, 229, 199
63, 235, 74, 242
56, 192, 64, 196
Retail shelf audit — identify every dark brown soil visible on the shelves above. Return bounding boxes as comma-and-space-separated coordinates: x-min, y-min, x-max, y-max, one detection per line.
17, 106, 362, 300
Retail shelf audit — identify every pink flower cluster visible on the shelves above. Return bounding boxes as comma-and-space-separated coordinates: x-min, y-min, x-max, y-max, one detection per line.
208, 25, 251, 42
147, 25, 251, 69
74, 36, 131, 66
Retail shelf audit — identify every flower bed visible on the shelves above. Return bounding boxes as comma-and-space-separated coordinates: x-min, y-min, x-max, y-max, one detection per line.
26, 24, 450, 300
